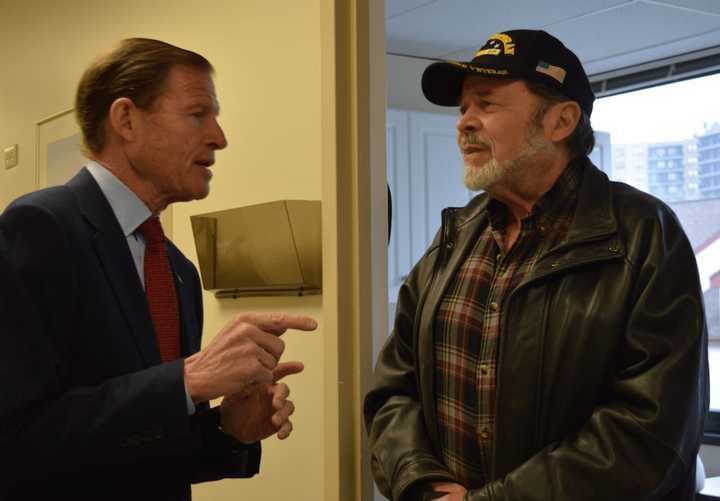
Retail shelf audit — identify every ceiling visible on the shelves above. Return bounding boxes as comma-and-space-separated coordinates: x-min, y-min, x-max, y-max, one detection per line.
385, 0, 720, 76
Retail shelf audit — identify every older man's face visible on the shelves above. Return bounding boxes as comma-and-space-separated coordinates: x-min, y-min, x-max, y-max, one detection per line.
456, 76, 552, 192
129, 65, 227, 208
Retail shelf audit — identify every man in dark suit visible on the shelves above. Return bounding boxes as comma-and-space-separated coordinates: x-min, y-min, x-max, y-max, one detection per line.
0, 38, 316, 500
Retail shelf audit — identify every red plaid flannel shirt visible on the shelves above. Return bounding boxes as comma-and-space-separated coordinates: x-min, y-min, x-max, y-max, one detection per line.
434, 163, 581, 488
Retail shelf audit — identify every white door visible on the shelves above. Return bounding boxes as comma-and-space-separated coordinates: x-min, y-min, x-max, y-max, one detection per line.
386, 108, 472, 333
379, 108, 471, 501
408, 110, 471, 258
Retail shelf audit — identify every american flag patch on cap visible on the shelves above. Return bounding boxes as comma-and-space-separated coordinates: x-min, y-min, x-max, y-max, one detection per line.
535, 61, 567, 83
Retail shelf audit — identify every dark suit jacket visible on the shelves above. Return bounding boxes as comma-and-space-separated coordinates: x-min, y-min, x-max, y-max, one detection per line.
0, 168, 260, 500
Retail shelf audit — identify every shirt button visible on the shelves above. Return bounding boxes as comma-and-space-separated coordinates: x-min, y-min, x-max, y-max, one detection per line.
479, 428, 490, 440
479, 364, 489, 375
489, 301, 499, 312
538, 224, 546, 233
495, 253, 502, 261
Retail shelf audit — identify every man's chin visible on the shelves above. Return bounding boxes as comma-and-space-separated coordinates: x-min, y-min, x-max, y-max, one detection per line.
173, 184, 211, 204
464, 162, 500, 192
192, 179, 212, 200
194, 187, 211, 201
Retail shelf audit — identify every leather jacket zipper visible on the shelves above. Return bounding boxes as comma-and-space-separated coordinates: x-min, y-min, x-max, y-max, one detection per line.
412, 207, 457, 450
437, 207, 456, 267
491, 243, 624, 475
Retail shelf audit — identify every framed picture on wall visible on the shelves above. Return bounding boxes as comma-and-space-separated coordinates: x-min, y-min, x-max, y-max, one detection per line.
35, 108, 87, 189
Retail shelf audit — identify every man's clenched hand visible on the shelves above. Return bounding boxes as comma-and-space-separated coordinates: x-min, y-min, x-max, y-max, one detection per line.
219, 361, 304, 443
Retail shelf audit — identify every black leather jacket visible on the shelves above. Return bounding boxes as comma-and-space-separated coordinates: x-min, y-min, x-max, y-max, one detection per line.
365, 159, 708, 501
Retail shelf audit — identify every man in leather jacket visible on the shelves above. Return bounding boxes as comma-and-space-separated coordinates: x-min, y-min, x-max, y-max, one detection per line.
364, 29, 708, 501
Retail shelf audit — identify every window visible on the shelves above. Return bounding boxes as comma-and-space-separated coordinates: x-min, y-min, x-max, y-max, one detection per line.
592, 72, 720, 441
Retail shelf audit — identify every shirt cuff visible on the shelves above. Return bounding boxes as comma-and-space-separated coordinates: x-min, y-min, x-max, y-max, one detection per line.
185, 379, 196, 415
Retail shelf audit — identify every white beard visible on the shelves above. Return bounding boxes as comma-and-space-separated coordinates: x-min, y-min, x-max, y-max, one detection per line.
463, 135, 553, 192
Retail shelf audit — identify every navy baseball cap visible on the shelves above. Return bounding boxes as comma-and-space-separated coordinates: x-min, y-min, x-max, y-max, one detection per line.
422, 29, 595, 115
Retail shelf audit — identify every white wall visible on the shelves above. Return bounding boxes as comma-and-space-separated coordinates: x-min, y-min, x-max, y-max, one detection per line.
386, 53, 456, 114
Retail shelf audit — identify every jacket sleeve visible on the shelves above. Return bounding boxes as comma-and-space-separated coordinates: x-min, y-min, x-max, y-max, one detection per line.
188, 406, 261, 482
364, 246, 456, 501
466, 207, 709, 500
184, 264, 262, 482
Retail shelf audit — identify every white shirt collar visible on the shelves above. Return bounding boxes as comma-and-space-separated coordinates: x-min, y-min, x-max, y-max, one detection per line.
85, 160, 152, 236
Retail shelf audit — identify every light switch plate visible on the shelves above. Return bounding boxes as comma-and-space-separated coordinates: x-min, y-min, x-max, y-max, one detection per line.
4, 144, 18, 169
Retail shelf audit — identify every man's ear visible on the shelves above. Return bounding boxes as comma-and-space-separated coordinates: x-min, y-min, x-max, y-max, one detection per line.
107, 97, 139, 143
548, 101, 581, 143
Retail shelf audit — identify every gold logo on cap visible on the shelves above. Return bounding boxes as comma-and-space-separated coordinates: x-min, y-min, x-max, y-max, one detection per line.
475, 33, 516, 57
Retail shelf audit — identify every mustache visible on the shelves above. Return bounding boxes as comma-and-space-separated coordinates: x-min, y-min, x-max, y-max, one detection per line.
458, 133, 492, 151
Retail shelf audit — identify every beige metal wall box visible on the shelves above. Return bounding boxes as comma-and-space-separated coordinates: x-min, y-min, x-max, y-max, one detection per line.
190, 200, 322, 298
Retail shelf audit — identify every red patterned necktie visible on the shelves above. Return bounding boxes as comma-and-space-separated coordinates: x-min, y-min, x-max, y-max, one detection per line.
139, 216, 180, 362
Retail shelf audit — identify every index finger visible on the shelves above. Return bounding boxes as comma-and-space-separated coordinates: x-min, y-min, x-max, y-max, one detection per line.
235, 312, 318, 335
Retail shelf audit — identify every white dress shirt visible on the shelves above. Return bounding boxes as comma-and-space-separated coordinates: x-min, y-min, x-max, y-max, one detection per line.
86, 161, 195, 415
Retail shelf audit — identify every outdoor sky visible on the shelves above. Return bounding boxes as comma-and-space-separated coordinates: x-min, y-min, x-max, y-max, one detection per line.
590, 72, 720, 144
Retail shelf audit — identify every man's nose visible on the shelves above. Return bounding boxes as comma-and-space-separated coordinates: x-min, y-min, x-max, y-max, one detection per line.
457, 110, 479, 133
209, 118, 228, 150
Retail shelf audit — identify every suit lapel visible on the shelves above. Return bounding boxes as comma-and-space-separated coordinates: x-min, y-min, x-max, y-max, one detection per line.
67, 168, 161, 366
